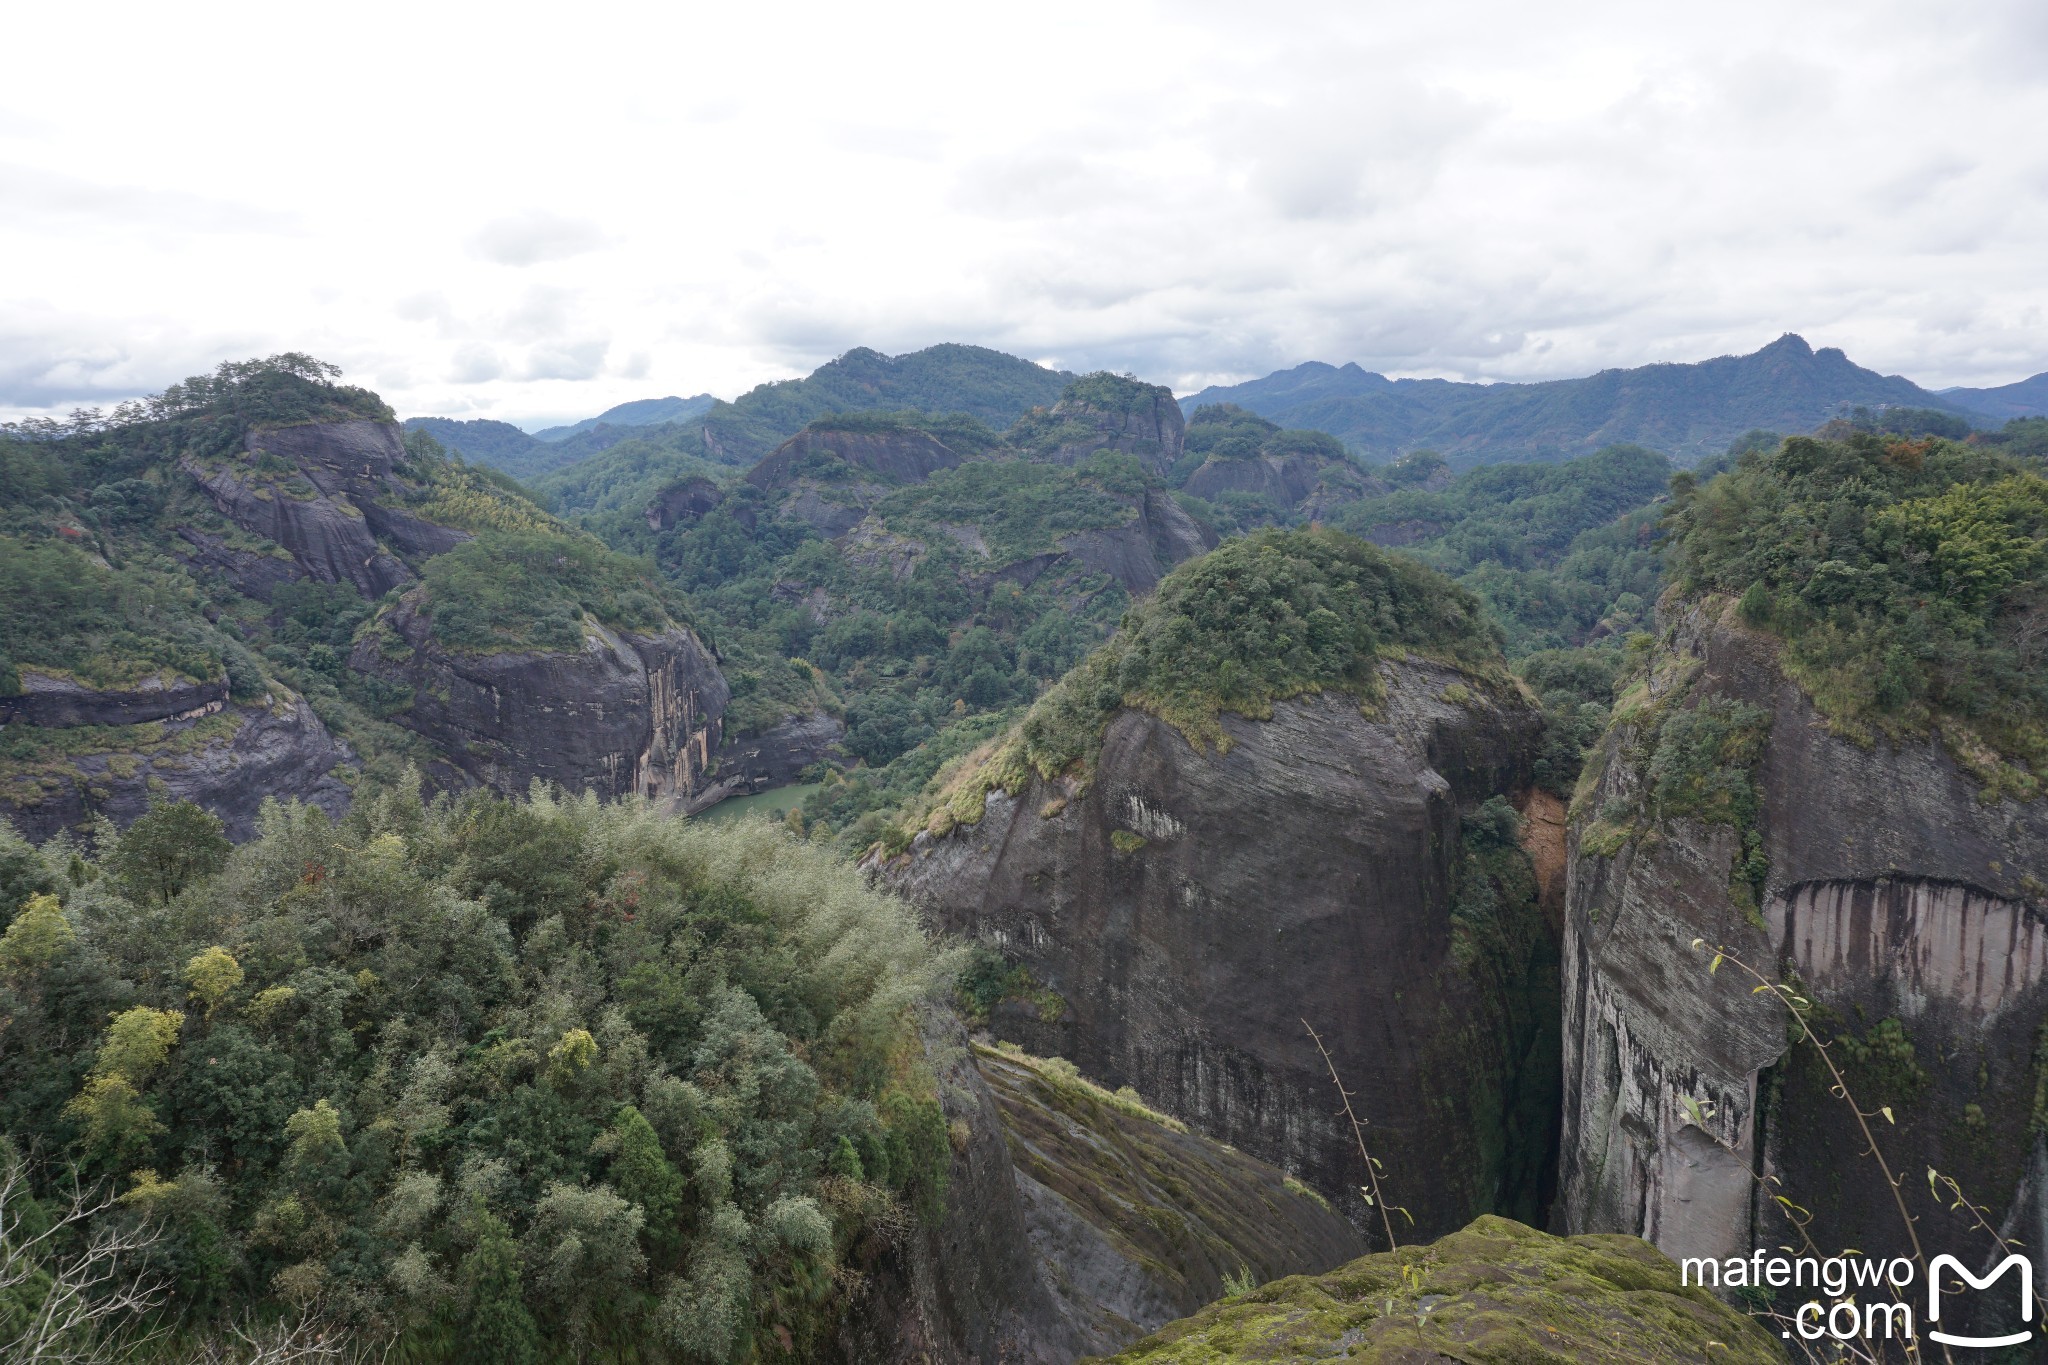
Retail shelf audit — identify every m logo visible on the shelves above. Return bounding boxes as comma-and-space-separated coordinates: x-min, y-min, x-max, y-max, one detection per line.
1928, 1254, 2034, 1349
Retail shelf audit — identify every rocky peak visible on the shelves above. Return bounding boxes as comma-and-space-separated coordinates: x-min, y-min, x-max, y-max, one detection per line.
1019, 373, 1187, 475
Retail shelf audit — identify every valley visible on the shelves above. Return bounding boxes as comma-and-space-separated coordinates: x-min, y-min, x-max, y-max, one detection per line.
2, 342, 2046, 1363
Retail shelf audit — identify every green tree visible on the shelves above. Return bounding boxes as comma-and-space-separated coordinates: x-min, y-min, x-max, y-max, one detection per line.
106, 800, 230, 906
457, 1206, 538, 1365
609, 1105, 686, 1260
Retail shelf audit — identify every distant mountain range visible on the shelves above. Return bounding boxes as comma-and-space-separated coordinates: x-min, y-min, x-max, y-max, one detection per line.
411, 335, 2047, 483
1942, 372, 2048, 423
405, 394, 718, 481
1185, 334, 2048, 467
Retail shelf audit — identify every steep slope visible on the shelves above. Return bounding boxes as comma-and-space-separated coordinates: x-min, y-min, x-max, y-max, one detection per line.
878, 530, 1562, 1238
1, 357, 729, 841
1012, 372, 1187, 477
1556, 432, 2048, 1336
532, 392, 715, 442
1189, 333, 1977, 467
859, 1026, 1365, 1362
1095, 1215, 1782, 1365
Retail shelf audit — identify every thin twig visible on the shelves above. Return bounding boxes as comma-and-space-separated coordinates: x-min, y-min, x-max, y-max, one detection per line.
1304, 1018, 1400, 1251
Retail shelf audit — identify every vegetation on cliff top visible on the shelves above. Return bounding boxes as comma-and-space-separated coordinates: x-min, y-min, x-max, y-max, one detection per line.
0, 785, 955, 1361
1094, 1214, 1782, 1364
1667, 429, 2048, 795
1010, 527, 1504, 775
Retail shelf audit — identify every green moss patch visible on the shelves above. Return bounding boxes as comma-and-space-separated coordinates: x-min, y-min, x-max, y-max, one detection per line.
1092, 1214, 1783, 1364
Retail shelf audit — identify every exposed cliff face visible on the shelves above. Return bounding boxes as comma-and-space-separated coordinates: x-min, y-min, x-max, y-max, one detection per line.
0, 692, 352, 843
1559, 598, 2048, 1289
847, 1016, 1362, 1363
348, 595, 727, 803
182, 419, 474, 597
643, 475, 725, 531
1033, 386, 1187, 477
745, 427, 973, 536
1054, 489, 1217, 597
0, 668, 227, 728
1182, 450, 1334, 510
883, 661, 1557, 1240
697, 710, 845, 810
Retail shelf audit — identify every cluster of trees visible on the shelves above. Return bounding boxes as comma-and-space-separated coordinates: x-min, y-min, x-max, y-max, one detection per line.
1013, 527, 1503, 778
0, 784, 954, 1361
1667, 428, 2048, 794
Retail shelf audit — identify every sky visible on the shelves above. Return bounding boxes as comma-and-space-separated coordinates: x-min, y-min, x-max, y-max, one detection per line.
4, 0, 2047, 429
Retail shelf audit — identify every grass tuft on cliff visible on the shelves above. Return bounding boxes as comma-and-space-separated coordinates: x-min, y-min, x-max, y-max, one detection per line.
1090, 1214, 1783, 1364
1666, 430, 2048, 796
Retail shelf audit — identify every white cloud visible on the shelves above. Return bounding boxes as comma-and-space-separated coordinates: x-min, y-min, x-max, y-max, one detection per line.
467, 212, 610, 267
0, 0, 2043, 424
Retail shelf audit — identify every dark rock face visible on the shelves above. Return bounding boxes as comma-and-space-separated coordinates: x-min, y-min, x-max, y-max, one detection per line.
1054, 489, 1217, 596
0, 670, 228, 728
701, 711, 845, 805
1182, 450, 1330, 509
643, 475, 725, 531
1037, 387, 1187, 476
1558, 600, 2048, 1294
747, 427, 967, 494
846, 1016, 1362, 1363
884, 664, 1554, 1238
0, 694, 353, 843
349, 596, 728, 803
182, 419, 474, 598
173, 528, 307, 602
184, 454, 409, 597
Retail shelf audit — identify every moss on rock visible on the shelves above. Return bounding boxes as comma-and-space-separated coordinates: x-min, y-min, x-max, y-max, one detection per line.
1090, 1214, 1782, 1364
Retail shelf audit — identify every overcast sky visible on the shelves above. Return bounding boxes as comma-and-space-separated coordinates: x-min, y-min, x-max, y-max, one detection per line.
5, 0, 2046, 428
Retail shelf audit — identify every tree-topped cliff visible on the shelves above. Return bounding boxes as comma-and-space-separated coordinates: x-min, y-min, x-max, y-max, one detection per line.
1, 357, 728, 839
1663, 427, 2047, 796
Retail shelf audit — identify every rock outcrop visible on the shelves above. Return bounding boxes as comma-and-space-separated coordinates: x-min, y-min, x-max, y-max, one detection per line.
1558, 597, 2048, 1294
0, 668, 228, 729
883, 660, 1556, 1240
349, 596, 728, 803
1025, 381, 1187, 477
643, 475, 725, 531
183, 419, 473, 597
1094, 1214, 1783, 1365
0, 692, 353, 843
1054, 489, 1216, 597
696, 710, 845, 810
848, 1018, 1363, 1362
745, 426, 974, 536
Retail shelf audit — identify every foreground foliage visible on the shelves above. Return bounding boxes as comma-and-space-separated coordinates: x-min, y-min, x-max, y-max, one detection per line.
0, 787, 955, 1361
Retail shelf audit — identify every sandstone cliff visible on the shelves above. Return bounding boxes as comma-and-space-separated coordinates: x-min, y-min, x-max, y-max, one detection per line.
882, 658, 1557, 1241
0, 687, 352, 843
1016, 378, 1187, 477
1558, 596, 2048, 1293
349, 595, 728, 803
848, 1017, 1363, 1362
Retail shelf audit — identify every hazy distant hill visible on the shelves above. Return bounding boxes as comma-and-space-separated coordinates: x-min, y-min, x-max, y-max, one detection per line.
533, 393, 716, 442
1184, 334, 1979, 467
530, 344, 1077, 527
1942, 371, 2048, 423
405, 394, 719, 481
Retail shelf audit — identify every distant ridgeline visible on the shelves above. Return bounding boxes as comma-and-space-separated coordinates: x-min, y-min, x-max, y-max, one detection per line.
1185, 333, 2048, 468
0, 355, 726, 843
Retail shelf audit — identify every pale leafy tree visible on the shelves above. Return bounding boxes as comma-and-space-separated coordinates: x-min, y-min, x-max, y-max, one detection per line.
183, 947, 244, 1018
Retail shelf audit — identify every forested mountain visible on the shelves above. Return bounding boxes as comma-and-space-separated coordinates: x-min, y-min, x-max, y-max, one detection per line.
1942, 368, 2048, 422
532, 393, 716, 443
0, 356, 726, 845
1185, 333, 1984, 467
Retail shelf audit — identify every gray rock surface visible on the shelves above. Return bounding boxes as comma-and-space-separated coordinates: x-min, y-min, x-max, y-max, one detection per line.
1054, 489, 1217, 596
0, 694, 353, 843
845, 1016, 1362, 1363
882, 662, 1554, 1238
1558, 598, 2048, 1299
1034, 386, 1187, 477
349, 597, 729, 803
0, 670, 228, 728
